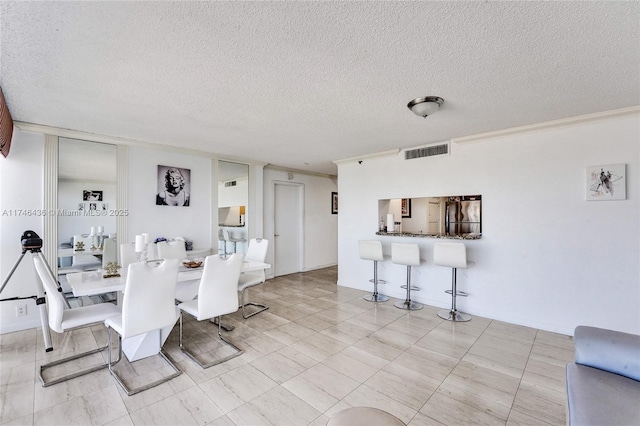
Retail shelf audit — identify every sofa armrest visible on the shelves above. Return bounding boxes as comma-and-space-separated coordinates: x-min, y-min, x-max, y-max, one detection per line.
574, 325, 640, 381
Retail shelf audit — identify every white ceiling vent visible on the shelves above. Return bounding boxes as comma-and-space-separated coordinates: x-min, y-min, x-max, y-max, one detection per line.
224, 180, 237, 187
404, 142, 450, 160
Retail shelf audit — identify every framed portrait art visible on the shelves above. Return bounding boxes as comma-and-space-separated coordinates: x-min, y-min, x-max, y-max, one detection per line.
156, 165, 191, 206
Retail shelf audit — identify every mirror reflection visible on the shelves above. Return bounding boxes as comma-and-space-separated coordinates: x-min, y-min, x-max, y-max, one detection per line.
378, 195, 481, 238
218, 161, 248, 254
57, 138, 117, 270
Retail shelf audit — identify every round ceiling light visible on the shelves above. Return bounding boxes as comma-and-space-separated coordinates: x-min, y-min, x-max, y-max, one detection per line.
407, 96, 444, 118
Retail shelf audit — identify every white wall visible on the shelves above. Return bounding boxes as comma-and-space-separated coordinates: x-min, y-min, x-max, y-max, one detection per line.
337, 112, 640, 336
127, 146, 212, 250
0, 130, 46, 332
263, 168, 338, 276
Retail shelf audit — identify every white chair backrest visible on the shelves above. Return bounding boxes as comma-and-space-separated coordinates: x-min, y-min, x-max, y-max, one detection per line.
33, 256, 65, 333
73, 234, 93, 250
245, 238, 269, 263
433, 242, 467, 269
157, 240, 187, 260
359, 240, 384, 262
102, 237, 117, 269
119, 243, 138, 271
197, 254, 244, 320
121, 259, 180, 338
391, 243, 420, 266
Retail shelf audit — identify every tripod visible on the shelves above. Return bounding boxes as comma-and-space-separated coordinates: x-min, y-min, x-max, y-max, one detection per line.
0, 244, 66, 352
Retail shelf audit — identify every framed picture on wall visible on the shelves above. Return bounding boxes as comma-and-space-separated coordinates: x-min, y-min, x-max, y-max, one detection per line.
586, 164, 626, 201
401, 198, 411, 218
83, 190, 102, 201
156, 165, 191, 206
331, 192, 338, 214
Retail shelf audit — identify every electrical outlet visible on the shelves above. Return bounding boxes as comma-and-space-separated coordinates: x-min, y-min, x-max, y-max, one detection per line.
16, 304, 27, 317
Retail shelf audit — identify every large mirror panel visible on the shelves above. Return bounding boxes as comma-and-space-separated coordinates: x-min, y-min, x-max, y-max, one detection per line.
379, 195, 481, 239
58, 138, 117, 269
218, 161, 248, 254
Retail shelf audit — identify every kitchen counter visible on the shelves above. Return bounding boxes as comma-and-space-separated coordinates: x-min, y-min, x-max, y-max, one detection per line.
375, 231, 481, 240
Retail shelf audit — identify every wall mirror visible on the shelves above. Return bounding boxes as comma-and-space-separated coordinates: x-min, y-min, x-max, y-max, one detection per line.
379, 195, 481, 238
218, 161, 249, 227
218, 161, 249, 254
58, 138, 117, 265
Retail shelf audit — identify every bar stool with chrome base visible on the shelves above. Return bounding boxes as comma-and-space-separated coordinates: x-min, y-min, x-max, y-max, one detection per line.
434, 242, 471, 322
359, 240, 389, 302
392, 243, 423, 310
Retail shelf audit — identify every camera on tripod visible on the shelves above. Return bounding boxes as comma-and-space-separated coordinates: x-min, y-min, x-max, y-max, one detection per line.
1, 229, 54, 351
21, 230, 43, 250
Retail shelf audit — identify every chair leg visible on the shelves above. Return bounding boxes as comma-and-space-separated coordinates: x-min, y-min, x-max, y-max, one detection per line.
179, 312, 243, 368
240, 286, 269, 318
438, 268, 471, 322
394, 265, 423, 310
38, 327, 111, 387
363, 260, 389, 302
106, 326, 181, 396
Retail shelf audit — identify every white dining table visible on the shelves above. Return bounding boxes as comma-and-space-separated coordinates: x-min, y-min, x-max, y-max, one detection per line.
58, 247, 104, 258
65, 259, 271, 361
67, 259, 270, 297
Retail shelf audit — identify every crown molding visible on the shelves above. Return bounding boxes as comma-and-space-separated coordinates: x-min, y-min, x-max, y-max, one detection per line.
333, 149, 400, 165
452, 106, 640, 144
265, 164, 336, 179
13, 121, 267, 167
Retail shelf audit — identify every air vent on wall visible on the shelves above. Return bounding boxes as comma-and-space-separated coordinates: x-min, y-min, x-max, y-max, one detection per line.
404, 142, 450, 160
224, 180, 237, 187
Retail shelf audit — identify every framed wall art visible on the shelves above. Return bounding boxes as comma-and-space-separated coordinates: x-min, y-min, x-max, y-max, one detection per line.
586, 164, 626, 201
331, 192, 338, 214
401, 198, 411, 218
83, 190, 103, 201
156, 165, 191, 206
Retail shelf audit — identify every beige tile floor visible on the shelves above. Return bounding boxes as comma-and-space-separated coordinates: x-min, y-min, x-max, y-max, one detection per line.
0, 267, 574, 426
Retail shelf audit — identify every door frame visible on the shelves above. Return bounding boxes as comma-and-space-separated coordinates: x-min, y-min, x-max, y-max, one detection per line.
272, 181, 305, 276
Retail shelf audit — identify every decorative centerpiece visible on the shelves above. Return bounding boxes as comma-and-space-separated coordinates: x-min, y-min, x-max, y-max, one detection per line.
74, 241, 85, 251
182, 260, 203, 269
103, 262, 121, 278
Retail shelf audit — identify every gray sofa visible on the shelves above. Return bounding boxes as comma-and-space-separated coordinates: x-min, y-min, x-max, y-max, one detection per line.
566, 325, 640, 425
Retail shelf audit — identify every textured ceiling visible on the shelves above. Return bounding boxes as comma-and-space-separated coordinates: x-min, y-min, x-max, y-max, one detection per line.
1, 1, 639, 175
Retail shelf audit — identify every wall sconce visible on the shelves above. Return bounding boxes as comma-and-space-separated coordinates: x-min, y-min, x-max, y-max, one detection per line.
407, 96, 444, 118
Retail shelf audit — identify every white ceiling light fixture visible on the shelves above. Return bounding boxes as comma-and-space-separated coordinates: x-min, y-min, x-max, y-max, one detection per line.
407, 96, 444, 118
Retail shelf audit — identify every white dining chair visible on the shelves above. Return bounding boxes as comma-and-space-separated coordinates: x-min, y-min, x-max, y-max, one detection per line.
119, 242, 138, 272
35, 256, 121, 387
237, 238, 269, 318
71, 234, 102, 271
157, 240, 187, 260
104, 259, 181, 395
101, 237, 117, 269
178, 254, 244, 368
157, 240, 199, 303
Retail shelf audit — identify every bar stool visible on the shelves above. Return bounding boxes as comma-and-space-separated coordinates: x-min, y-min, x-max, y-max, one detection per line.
359, 240, 389, 302
434, 242, 471, 322
392, 243, 422, 310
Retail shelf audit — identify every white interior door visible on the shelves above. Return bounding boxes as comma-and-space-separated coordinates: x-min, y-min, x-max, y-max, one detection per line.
274, 183, 302, 276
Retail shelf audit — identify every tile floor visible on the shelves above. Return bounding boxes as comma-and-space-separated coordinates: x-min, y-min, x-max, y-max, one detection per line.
0, 266, 574, 426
